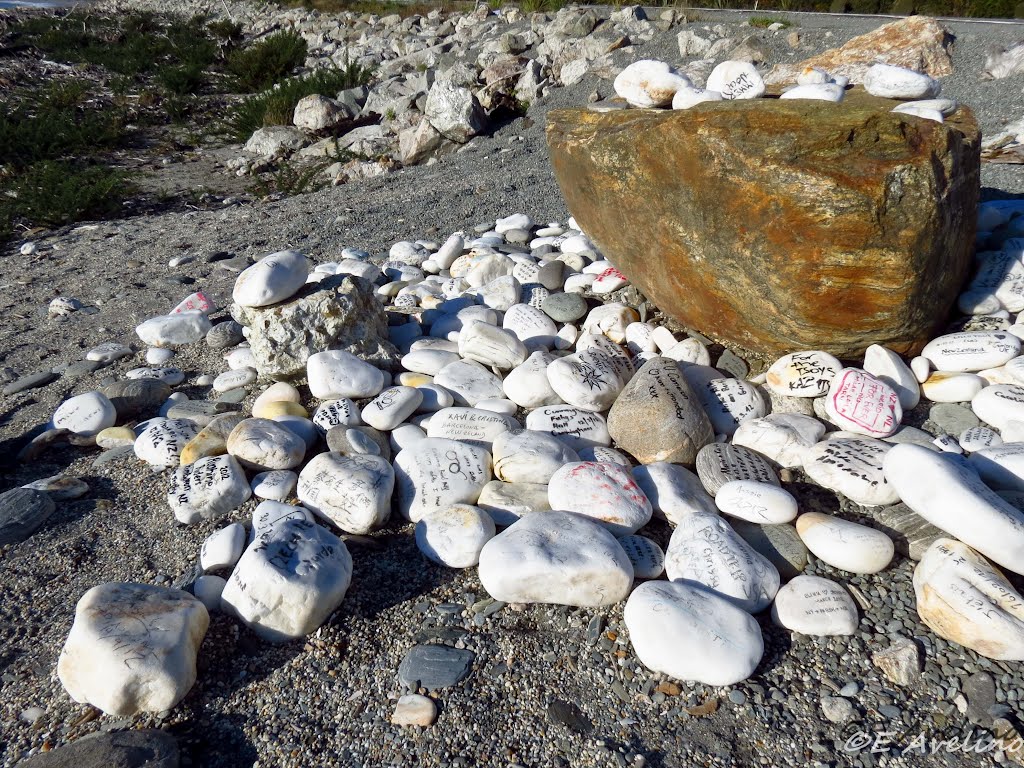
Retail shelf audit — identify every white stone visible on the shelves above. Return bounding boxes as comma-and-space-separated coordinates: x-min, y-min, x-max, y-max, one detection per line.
591, 266, 629, 295
546, 353, 622, 412
57, 583, 208, 716
525, 405, 611, 451
492, 430, 579, 484
503, 304, 558, 349
416, 384, 455, 413
617, 534, 665, 579
297, 453, 394, 534
921, 371, 987, 402
913, 538, 1024, 660
624, 580, 763, 686
434, 360, 504, 406
362, 386, 423, 431
771, 575, 858, 636
581, 303, 637, 344
864, 63, 940, 99
458, 320, 528, 370
780, 83, 844, 101
86, 342, 133, 363
972, 384, 1024, 431
796, 512, 895, 574
802, 437, 899, 506
200, 522, 246, 571
193, 575, 226, 613
960, 426, 1003, 452
307, 351, 385, 400
251, 469, 297, 501
922, 331, 1020, 372
426, 407, 518, 448
313, 399, 361, 433
706, 60, 766, 100
478, 511, 633, 606
52, 391, 116, 437
672, 87, 724, 109
127, 366, 185, 386
911, 355, 931, 383
475, 398, 517, 415
824, 368, 902, 438
415, 503, 496, 568
662, 338, 711, 365
892, 103, 943, 122
232, 250, 309, 308
968, 443, 1024, 491
548, 461, 652, 536
250, 500, 313, 542
221, 518, 352, 642
226, 347, 256, 370
716, 480, 798, 524
732, 413, 825, 469
394, 437, 492, 522
146, 348, 174, 365
766, 351, 842, 398
864, 344, 920, 410
391, 423, 427, 452
613, 59, 691, 108
168, 455, 251, 524
136, 312, 212, 347
693, 377, 767, 436
227, 418, 305, 471
134, 419, 200, 467
213, 367, 256, 393
632, 462, 718, 524
477, 481, 551, 527
403, 349, 462, 376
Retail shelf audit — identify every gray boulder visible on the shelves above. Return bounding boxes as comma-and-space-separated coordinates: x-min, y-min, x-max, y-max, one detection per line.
424, 80, 487, 144
244, 126, 308, 157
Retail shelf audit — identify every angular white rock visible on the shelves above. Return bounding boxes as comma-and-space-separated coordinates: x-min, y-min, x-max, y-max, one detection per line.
307, 350, 385, 400
715, 480, 798, 524
168, 455, 252, 524
415, 503, 496, 568
771, 575, 858, 636
548, 461, 653, 536
796, 512, 895, 574
613, 59, 691, 108
232, 250, 309, 308
824, 368, 902, 438
361, 386, 423, 431
200, 522, 246, 571
52, 391, 116, 437
297, 453, 394, 534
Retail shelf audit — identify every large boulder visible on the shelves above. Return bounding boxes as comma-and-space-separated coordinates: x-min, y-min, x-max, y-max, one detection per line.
766, 16, 954, 85
547, 92, 980, 358
424, 80, 487, 144
231, 274, 399, 380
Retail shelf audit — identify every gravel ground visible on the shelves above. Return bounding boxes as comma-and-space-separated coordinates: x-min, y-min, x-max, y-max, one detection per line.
2, 5, 1024, 768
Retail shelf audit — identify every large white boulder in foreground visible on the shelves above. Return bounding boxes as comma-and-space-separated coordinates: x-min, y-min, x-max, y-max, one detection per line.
624, 580, 763, 686
57, 583, 209, 715
478, 511, 633, 606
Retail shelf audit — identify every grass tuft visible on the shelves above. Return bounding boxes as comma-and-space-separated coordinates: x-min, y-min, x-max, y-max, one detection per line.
226, 30, 309, 92
749, 15, 792, 26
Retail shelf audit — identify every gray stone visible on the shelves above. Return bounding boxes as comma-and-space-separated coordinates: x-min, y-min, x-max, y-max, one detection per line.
866, 503, 945, 561
964, 672, 997, 727
216, 388, 248, 405
695, 443, 780, 495
546, 700, 593, 733
93, 444, 136, 467
62, 360, 104, 379
821, 696, 858, 724
398, 644, 474, 690
17, 729, 179, 768
716, 349, 749, 379
424, 80, 486, 144
3, 370, 58, 395
165, 401, 223, 427
327, 425, 391, 462
231, 274, 398, 380
928, 402, 980, 435
871, 637, 922, 685
542, 292, 588, 323
730, 520, 808, 581
206, 321, 244, 350
0, 488, 56, 544
102, 379, 173, 419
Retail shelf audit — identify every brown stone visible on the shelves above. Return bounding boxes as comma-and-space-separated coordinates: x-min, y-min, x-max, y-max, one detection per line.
546, 91, 980, 359
766, 16, 954, 85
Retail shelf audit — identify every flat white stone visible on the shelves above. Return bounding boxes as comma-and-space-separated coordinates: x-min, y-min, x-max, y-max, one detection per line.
960, 426, 1003, 452
715, 480, 798, 524
771, 575, 858, 636
213, 368, 256, 393
665, 513, 780, 612
232, 250, 309, 308
921, 371, 987, 402
415, 503, 496, 568
968, 443, 1024, 491
632, 462, 718, 524
972, 384, 1024, 431
796, 512, 895, 574
613, 59, 691, 108
296, 446, 393, 525
802, 437, 899, 506
226, 347, 256, 370
492, 430, 579, 484
226, 418, 306, 471
394, 437, 492, 522
922, 331, 1020, 373
672, 87, 723, 109
864, 344, 920, 410
706, 60, 766, 100
893, 103, 943, 122
693, 377, 767, 436
86, 342, 133, 364
307, 350, 385, 400
221, 517, 352, 642
57, 583, 208, 716
864, 63, 940, 99
362, 386, 423, 431
913, 538, 1024, 660
251, 469, 297, 501
732, 413, 825, 468
548, 461, 652, 536
503, 304, 557, 349
415, 384, 455, 413
824, 368, 902, 438
426, 407, 518, 448
313, 399, 361, 433
168, 455, 251, 524
200, 522, 246, 571
127, 366, 186, 386
146, 348, 174, 365
525, 405, 611, 451
434, 359, 504, 407
136, 311, 212, 348
591, 266, 629, 295
618, 534, 665, 579
780, 83, 844, 101
52, 391, 116, 437
134, 419, 200, 467
624, 580, 763, 686
403, 349, 462, 376
766, 351, 842, 398
478, 510, 633, 606
502, 351, 561, 408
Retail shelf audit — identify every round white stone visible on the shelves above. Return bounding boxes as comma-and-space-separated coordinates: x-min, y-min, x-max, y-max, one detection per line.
168, 455, 252, 524
959, 426, 1003, 453
765, 351, 842, 398
823, 368, 902, 438
307, 351, 385, 400
802, 437, 899, 506
548, 461, 653, 537
796, 512, 895, 574
52, 391, 116, 437
715, 480, 798, 524
232, 250, 310, 308
492, 430, 579, 484
393, 438, 492, 522
631, 462, 718, 524
771, 575, 858, 636
672, 87, 723, 109
251, 469, 298, 501
706, 60, 766, 100
613, 59, 691, 108
415, 503, 496, 568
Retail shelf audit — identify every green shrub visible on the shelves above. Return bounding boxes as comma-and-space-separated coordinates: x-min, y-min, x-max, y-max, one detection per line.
749, 15, 791, 26
227, 30, 309, 92
1, 161, 132, 229
889, 0, 916, 12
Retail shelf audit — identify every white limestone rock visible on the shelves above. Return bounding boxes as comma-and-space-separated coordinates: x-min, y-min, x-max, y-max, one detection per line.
968, 443, 1024, 491
297, 453, 394, 534
426, 407, 518, 448
458, 320, 528, 370
52, 391, 117, 437
200, 522, 246, 571
765, 351, 842, 398
546, 353, 622, 412
525, 405, 611, 451
548, 461, 653, 536
863, 344, 920, 410
922, 371, 987, 403
136, 312, 212, 348
864, 63, 940, 99
671, 87, 723, 109
972, 384, 1024, 431
477, 480, 551, 527
134, 419, 200, 468
313, 399, 362, 433
796, 512, 895, 574
492, 430, 579, 484
361, 386, 423, 431
715, 480, 798, 524
771, 575, 858, 636
433, 359, 504, 406
632, 462, 718, 524
168, 455, 252, 524
307, 350, 385, 400
780, 83, 844, 101
732, 413, 825, 468
802, 437, 899, 506
617, 534, 665, 579
503, 351, 563, 408
415, 503, 496, 568
394, 438, 492, 522
706, 60, 766, 100
232, 250, 310, 308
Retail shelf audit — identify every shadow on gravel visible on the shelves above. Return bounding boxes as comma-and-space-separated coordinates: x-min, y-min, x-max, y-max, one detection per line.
167, 711, 259, 767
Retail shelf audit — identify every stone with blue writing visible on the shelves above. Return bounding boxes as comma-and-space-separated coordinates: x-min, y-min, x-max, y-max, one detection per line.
297, 453, 394, 534
167, 455, 251, 524
771, 575, 858, 636
803, 437, 899, 506
221, 517, 352, 642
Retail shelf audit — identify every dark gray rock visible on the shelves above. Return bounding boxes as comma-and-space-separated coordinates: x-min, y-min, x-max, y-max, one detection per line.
546, 700, 593, 734
541, 292, 587, 323
206, 321, 245, 350
398, 644, 474, 690
867, 503, 945, 561
965, 672, 997, 727
730, 520, 807, 581
102, 379, 172, 419
0, 488, 57, 545
61, 360, 104, 379
165, 401, 223, 426
3, 370, 58, 396
17, 729, 179, 768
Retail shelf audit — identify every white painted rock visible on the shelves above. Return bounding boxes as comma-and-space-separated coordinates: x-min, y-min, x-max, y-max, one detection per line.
226, 418, 306, 471
863, 344, 920, 410
394, 438, 492, 522
913, 538, 1024, 660
693, 377, 768, 436
134, 419, 200, 467
715, 480, 798, 524
665, 513, 780, 612
362, 386, 423, 431
478, 510, 633, 606
313, 399, 361, 433
921, 371, 987, 403
434, 360, 504, 406
624, 580, 763, 686
415, 503, 496, 568
770, 575, 858, 636
168, 455, 252, 524
617, 534, 665, 579
802, 437, 899, 506
548, 461, 653, 536
426, 407, 518, 447
732, 413, 825, 468
525, 405, 611, 451
136, 312, 212, 347
796, 512, 895, 574
503, 351, 563, 408
959, 426, 1003, 453
632, 462, 718, 524
193, 575, 226, 613
706, 60, 766, 100
672, 87, 723, 109
922, 331, 1020, 373
200, 522, 246, 571
232, 250, 310, 308
824, 368, 902, 438
307, 350, 385, 400
221, 517, 352, 642
492, 430, 579, 484
52, 391, 116, 437
251, 469, 298, 501
864, 63, 940, 99
613, 59, 691, 108
297, 453, 394, 533
57, 583, 208, 715
972, 384, 1024, 431
765, 351, 842, 397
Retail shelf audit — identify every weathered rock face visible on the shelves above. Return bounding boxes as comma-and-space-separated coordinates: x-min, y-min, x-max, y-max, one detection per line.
231, 274, 399, 380
547, 92, 980, 358
766, 16, 955, 85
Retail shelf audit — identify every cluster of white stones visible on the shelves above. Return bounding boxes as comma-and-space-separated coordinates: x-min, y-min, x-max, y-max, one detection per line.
611, 58, 949, 123
51, 198, 1024, 716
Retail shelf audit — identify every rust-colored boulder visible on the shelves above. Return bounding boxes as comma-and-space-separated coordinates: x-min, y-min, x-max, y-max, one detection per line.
766, 16, 954, 85
546, 91, 980, 359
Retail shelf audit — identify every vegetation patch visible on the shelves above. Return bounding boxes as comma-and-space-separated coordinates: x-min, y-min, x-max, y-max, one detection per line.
749, 15, 792, 26
227, 30, 309, 92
